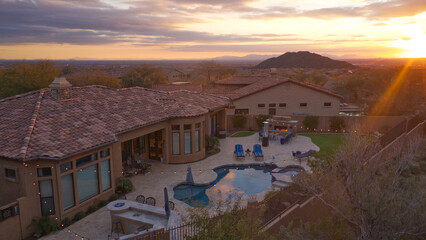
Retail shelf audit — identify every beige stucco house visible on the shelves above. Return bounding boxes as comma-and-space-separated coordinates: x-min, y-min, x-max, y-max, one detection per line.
0, 78, 229, 239
212, 75, 343, 116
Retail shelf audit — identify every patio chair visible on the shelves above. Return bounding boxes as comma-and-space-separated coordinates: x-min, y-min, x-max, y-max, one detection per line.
145, 197, 156, 206
136, 195, 145, 203
234, 144, 245, 160
253, 144, 264, 160
258, 131, 263, 141
168, 201, 175, 210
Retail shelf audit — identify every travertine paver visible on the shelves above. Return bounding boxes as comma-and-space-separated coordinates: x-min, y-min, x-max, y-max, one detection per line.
41, 134, 318, 240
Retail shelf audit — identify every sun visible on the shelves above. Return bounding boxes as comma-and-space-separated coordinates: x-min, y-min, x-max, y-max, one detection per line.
399, 29, 426, 58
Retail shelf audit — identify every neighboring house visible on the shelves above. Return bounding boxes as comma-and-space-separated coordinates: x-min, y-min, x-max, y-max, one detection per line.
211, 75, 343, 116
166, 69, 191, 82
0, 78, 229, 239
153, 83, 203, 92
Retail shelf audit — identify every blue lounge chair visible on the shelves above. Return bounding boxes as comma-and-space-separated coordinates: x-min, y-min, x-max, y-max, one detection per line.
253, 144, 264, 160
234, 144, 245, 159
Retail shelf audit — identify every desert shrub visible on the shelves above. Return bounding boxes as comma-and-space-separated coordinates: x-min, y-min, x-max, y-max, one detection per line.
205, 136, 220, 155
98, 200, 108, 208
302, 115, 319, 130
329, 116, 345, 131
86, 205, 97, 214
32, 216, 59, 237
115, 177, 134, 194
72, 211, 85, 222
255, 114, 270, 128
109, 193, 119, 202
232, 114, 247, 128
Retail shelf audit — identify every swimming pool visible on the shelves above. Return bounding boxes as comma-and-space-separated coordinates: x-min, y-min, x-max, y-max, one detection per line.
173, 164, 276, 207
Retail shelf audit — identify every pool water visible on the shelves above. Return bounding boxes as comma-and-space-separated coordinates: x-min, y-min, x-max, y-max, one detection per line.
173, 165, 275, 207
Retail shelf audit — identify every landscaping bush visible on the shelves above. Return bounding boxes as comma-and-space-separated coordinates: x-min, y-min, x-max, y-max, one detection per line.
60, 217, 72, 228
98, 200, 108, 208
232, 114, 247, 128
115, 177, 134, 194
72, 211, 86, 222
205, 135, 220, 155
109, 193, 119, 202
32, 216, 59, 238
302, 115, 319, 130
255, 114, 270, 128
329, 116, 345, 131
86, 204, 98, 214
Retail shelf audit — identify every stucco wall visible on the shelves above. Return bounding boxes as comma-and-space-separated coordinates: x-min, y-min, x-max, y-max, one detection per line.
0, 159, 24, 206
231, 81, 341, 116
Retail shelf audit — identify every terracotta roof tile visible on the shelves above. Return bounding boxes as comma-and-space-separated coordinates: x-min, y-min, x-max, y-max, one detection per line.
0, 86, 230, 161
153, 84, 202, 92
212, 75, 343, 100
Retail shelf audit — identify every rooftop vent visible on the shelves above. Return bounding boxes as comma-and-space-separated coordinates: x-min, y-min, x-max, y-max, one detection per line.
49, 77, 72, 100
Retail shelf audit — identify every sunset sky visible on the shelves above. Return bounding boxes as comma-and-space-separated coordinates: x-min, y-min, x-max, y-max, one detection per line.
0, 0, 425, 60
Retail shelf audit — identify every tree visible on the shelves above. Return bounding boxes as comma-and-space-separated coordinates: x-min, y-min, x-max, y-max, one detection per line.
0, 61, 61, 98
185, 200, 274, 240
66, 69, 121, 88
256, 114, 270, 129
233, 114, 248, 128
329, 116, 345, 132
120, 64, 168, 88
291, 135, 425, 240
194, 61, 236, 86
302, 115, 319, 130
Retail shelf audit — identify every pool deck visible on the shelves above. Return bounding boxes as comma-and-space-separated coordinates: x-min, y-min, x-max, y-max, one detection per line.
41, 134, 318, 240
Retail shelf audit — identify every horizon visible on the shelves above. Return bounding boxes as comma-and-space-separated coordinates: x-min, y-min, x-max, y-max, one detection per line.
0, 0, 425, 60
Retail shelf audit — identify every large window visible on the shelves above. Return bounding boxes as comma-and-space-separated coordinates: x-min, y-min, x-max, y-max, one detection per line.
76, 153, 98, 167
76, 164, 99, 203
61, 174, 75, 210
37, 167, 52, 177
39, 180, 55, 216
101, 159, 111, 191
184, 132, 191, 154
172, 132, 180, 155
60, 162, 72, 173
195, 130, 200, 152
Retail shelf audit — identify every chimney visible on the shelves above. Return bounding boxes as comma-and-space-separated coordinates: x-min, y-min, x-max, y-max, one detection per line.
49, 77, 72, 100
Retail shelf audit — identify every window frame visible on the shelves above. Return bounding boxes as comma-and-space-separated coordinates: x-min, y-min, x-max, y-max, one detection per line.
235, 109, 249, 115
324, 102, 332, 107
257, 104, 265, 108
5, 167, 17, 182
279, 103, 287, 108
300, 103, 308, 107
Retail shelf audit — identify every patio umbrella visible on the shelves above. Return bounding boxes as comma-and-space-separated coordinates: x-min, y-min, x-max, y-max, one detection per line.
186, 165, 194, 184
164, 187, 170, 218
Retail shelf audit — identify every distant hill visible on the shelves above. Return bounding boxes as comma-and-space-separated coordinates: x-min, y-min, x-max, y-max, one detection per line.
254, 51, 354, 69
211, 54, 278, 61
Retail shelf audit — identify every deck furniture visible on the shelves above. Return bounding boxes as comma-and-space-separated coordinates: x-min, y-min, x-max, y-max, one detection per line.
234, 144, 245, 160
145, 197, 156, 206
253, 144, 264, 160
110, 219, 124, 239
136, 195, 145, 203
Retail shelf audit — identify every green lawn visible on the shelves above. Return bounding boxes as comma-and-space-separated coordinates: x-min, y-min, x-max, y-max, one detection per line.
300, 133, 346, 157
230, 131, 256, 138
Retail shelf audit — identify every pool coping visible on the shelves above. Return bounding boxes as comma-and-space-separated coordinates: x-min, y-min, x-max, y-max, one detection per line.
169, 162, 304, 208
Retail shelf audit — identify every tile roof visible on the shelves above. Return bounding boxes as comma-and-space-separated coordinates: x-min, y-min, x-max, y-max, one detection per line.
215, 75, 269, 85
0, 86, 230, 161
213, 75, 343, 100
153, 84, 203, 92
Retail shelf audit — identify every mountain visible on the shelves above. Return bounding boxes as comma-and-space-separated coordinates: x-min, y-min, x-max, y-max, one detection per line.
254, 51, 354, 69
211, 54, 278, 61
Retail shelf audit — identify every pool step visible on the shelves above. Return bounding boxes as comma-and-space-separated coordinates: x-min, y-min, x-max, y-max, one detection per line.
272, 181, 289, 188
272, 173, 293, 183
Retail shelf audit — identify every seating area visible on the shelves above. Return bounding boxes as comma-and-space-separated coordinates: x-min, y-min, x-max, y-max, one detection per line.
123, 154, 152, 177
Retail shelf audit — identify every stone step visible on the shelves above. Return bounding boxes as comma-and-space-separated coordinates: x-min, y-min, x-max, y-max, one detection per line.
272, 173, 293, 183
272, 181, 289, 188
